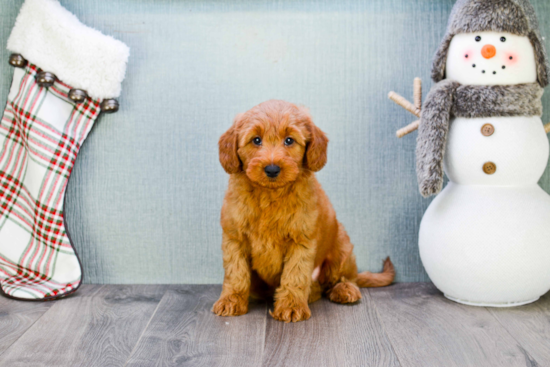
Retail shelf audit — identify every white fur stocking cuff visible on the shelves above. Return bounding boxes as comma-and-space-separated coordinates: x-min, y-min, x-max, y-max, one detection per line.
7, 0, 130, 99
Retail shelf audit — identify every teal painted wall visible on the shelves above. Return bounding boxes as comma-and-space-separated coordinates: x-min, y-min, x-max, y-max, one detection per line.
1, 0, 549, 284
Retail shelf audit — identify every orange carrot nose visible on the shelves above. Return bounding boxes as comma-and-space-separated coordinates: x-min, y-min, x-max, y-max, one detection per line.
481, 44, 497, 59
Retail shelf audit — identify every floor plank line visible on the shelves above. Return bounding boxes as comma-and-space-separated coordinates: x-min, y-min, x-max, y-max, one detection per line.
262, 289, 401, 367
0, 284, 105, 358
369, 283, 538, 367
259, 302, 269, 365
0, 285, 168, 367
486, 309, 541, 367
0, 298, 53, 358
125, 285, 267, 367
123, 289, 167, 367
487, 292, 550, 366
367, 288, 406, 367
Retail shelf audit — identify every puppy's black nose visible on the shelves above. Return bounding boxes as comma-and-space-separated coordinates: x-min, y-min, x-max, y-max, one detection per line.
264, 165, 281, 178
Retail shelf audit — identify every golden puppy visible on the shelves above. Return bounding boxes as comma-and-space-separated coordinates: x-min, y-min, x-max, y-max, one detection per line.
213, 100, 395, 322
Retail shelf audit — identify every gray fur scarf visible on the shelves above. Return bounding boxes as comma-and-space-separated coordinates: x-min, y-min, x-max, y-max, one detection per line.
416, 81, 543, 197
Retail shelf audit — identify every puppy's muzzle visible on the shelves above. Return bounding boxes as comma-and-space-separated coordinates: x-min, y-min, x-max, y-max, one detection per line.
264, 165, 281, 178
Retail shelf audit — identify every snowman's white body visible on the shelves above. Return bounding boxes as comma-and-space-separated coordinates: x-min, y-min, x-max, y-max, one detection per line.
418, 32, 550, 306
420, 116, 550, 306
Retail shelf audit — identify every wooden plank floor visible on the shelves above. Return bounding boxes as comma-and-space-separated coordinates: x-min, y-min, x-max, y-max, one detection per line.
0, 283, 548, 367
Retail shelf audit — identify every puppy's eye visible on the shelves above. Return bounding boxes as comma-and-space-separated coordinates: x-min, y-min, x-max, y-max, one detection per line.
284, 137, 294, 146
500, 36, 506, 42
475, 36, 481, 42
252, 137, 262, 146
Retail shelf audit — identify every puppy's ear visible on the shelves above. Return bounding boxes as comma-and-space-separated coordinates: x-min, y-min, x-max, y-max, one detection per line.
301, 108, 328, 172
219, 114, 244, 174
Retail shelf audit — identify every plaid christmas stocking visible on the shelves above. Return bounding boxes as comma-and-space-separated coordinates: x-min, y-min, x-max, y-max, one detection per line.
0, 0, 129, 300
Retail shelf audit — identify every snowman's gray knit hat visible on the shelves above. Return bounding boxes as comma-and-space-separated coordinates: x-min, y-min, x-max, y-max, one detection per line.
432, 0, 550, 87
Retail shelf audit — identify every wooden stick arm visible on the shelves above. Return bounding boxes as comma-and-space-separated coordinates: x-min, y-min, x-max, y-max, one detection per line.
396, 120, 420, 138
388, 92, 421, 118
545, 123, 550, 134
413, 78, 422, 110
390, 78, 423, 138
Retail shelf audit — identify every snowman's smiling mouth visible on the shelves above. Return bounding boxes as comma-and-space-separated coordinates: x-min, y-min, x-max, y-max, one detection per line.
474, 65, 506, 75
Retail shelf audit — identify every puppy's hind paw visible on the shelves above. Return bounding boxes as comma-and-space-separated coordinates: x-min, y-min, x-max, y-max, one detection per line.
329, 282, 362, 304
212, 294, 249, 317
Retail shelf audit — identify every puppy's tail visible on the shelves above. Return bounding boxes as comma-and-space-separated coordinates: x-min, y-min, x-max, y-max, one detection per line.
356, 257, 395, 288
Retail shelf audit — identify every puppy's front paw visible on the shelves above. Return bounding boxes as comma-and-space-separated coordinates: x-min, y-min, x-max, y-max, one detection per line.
212, 294, 248, 317
271, 300, 311, 323
329, 282, 361, 304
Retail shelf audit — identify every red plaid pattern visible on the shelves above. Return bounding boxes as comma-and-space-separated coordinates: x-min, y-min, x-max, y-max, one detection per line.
0, 63, 101, 300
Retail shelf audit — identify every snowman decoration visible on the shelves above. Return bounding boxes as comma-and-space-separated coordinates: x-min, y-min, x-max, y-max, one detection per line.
390, 0, 550, 306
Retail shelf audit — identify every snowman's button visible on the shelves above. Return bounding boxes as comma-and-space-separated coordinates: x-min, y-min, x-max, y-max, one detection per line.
483, 162, 497, 175
481, 124, 495, 136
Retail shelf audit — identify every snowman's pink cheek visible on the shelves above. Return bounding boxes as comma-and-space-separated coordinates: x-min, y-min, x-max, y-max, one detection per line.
504, 53, 519, 66
463, 50, 474, 62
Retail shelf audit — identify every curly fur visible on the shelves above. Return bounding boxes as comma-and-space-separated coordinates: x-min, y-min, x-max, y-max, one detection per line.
431, 0, 549, 87
213, 100, 395, 322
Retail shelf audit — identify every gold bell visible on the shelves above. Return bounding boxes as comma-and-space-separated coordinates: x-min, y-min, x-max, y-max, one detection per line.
9, 53, 27, 68
35, 71, 57, 88
68, 89, 88, 103
100, 99, 119, 113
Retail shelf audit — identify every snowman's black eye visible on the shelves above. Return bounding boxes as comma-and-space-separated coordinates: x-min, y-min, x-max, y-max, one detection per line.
284, 137, 294, 146
253, 137, 262, 146
500, 37, 506, 42
475, 36, 482, 42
